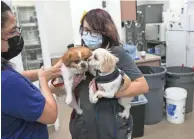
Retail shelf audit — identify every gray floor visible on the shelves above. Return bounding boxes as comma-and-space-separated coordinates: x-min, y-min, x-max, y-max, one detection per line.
49, 99, 194, 139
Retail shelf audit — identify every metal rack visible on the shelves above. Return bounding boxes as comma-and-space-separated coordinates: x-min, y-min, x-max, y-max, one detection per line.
13, 6, 43, 71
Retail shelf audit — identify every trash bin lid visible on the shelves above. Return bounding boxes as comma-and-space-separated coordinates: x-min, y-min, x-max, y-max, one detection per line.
130, 95, 148, 106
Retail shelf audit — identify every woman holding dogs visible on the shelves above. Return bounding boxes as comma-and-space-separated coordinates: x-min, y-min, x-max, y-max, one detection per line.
52, 9, 149, 139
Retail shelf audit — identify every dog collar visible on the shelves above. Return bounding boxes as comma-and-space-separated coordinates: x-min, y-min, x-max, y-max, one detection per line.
95, 68, 124, 83
94, 68, 125, 91
51, 76, 64, 87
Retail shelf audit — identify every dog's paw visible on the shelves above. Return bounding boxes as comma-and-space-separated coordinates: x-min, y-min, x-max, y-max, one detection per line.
89, 94, 93, 103
118, 111, 130, 119
75, 108, 83, 115
83, 74, 87, 80
90, 95, 99, 104
65, 95, 72, 105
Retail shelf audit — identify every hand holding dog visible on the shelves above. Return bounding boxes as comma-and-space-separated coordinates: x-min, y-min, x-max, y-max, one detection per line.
115, 75, 132, 97
50, 74, 84, 96
38, 66, 61, 82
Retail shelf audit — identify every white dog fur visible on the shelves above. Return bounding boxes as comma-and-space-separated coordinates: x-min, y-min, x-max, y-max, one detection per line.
61, 63, 84, 115
88, 48, 133, 119
58, 46, 92, 115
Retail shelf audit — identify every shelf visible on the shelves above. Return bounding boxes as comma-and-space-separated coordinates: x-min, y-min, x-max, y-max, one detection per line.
17, 5, 35, 9
24, 45, 41, 50
27, 59, 43, 64
21, 22, 37, 27
25, 48, 41, 51
25, 41, 41, 47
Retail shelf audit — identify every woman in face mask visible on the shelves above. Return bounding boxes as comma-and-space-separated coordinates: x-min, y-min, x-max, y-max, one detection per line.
1, 1, 62, 139
52, 9, 149, 139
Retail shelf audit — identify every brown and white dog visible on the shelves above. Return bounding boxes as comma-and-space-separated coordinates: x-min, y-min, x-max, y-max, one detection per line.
54, 46, 92, 115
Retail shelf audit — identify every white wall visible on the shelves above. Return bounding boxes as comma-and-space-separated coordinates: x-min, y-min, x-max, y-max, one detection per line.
12, 0, 35, 7
69, 0, 101, 45
105, 0, 122, 42
35, 1, 73, 57
169, 0, 185, 11
70, 0, 122, 45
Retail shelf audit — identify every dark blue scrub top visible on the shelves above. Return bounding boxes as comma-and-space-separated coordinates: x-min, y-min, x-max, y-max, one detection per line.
1, 66, 48, 139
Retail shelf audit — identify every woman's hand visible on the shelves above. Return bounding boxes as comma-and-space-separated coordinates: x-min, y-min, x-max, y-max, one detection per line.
21, 60, 62, 82
50, 74, 84, 96
38, 66, 61, 82
89, 79, 97, 93
50, 83, 66, 97
53, 59, 63, 68
117, 75, 131, 93
73, 74, 85, 88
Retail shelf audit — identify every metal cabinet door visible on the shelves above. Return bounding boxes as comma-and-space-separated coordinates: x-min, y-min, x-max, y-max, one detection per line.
187, 32, 194, 67
166, 31, 187, 67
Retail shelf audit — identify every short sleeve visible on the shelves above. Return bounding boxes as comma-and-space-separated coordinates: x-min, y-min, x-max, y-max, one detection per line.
1, 74, 45, 122
111, 46, 143, 80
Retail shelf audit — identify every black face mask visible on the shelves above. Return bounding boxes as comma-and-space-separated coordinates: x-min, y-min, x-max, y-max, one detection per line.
1, 35, 24, 60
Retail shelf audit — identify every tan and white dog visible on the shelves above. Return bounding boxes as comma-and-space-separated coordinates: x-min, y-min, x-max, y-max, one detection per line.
52, 46, 92, 115
88, 48, 133, 119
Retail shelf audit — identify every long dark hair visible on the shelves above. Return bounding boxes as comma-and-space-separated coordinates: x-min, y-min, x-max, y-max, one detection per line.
80, 9, 121, 48
1, 1, 12, 70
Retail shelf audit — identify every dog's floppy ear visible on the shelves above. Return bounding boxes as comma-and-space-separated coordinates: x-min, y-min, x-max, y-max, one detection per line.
114, 56, 119, 63
85, 48, 92, 58
100, 54, 119, 73
80, 47, 92, 60
62, 52, 72, 66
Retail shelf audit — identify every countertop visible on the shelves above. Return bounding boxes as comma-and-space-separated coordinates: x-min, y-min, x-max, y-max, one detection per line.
135, 54, 161, 64
50, 53, 63, 59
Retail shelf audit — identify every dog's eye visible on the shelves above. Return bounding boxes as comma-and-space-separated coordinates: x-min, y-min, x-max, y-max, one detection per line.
94, 55, 98, 60
74, 60, 80, 64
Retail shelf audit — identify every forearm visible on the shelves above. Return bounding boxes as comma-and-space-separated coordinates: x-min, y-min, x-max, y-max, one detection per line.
116, 77, 149, 98
40, 79, 57, 113
37, 79, 58, 124
21, 69, 40, 82
117, 82, 143, 97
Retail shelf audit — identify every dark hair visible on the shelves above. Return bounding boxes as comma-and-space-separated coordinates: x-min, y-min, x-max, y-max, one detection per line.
1, 1, 12, 70
1, 1, 11, 28
80, 9, 121, 48
67, 43, 74, 49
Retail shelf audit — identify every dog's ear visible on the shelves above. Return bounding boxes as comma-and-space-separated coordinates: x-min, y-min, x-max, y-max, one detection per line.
81, 47, 92, 60
62, 52, 72, 66
114, 56, 119, 63
100, 55, 119, 73
86, 49, 92, 58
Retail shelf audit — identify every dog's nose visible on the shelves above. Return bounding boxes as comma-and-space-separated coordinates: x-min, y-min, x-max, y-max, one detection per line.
81, 63, 86, 68
88, 58, 91, 61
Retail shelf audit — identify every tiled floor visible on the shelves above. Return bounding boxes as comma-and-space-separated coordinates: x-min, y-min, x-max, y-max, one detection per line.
49, 99, 194, 139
